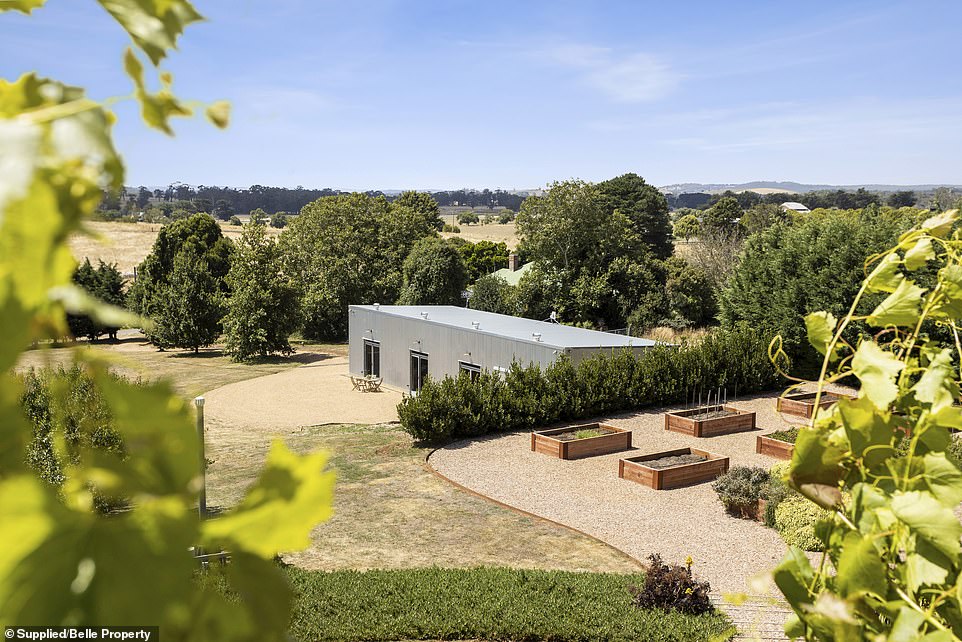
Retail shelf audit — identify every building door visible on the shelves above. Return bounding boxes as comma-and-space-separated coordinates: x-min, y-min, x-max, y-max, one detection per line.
363, 339, 380, 377
410, 351, 428, 393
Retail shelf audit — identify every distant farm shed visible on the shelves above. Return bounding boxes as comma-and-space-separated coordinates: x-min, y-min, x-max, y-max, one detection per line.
349, 305, 657, 393
780, 201, 811, 214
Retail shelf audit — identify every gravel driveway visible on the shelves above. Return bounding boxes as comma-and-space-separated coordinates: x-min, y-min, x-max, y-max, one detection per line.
429, 391, 818, 596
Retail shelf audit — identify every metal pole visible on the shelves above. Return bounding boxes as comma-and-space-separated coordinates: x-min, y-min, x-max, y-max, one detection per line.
195, 396, 206, 520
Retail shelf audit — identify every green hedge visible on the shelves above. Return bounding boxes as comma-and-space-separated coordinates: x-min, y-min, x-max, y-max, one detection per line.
286, 566, 733, 642
398, 326, 778, 441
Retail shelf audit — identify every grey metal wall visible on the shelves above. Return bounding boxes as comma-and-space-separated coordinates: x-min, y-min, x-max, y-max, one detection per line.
349, 306, 651, 392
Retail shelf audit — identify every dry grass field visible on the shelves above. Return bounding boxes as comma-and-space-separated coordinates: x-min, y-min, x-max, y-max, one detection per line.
441, 222, 519, 248
68, 221, 267, 274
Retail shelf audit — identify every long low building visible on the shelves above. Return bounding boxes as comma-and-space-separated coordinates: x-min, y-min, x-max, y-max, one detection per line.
348, 304, 658, 393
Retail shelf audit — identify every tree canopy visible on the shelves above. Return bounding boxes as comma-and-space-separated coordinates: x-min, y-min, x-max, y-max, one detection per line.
280, 193, 438, 339
397, 237, 469, 306
597, 173, 673, 260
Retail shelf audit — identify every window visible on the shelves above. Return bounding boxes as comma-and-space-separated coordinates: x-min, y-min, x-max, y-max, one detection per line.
363, 339, 380, 377
459, 361, 481, 382
410, 351, 429, 393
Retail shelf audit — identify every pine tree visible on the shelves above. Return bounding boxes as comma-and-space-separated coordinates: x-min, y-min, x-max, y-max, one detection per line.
223, 221, 300, 361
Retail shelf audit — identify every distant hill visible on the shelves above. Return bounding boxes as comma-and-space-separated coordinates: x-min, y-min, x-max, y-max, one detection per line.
658, 181, 962, 195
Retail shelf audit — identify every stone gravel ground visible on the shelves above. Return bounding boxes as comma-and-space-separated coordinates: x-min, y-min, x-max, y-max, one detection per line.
429, 390, 838, 596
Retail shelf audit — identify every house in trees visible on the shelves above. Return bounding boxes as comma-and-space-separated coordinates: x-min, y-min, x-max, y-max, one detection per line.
349, 304, 656, 393
780, 201, 811, 214
490, 253, 532, 285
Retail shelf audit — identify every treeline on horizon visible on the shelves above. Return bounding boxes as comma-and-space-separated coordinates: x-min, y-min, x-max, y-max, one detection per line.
102, 184, 530, 217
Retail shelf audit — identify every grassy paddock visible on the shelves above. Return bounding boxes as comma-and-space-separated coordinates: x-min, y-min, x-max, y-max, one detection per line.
286, 567, 734, 642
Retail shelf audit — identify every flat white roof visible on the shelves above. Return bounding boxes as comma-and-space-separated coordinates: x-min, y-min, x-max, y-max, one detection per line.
352, 305, 658, 350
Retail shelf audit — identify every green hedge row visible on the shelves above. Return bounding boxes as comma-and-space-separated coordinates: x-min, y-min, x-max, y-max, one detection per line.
397, 326, 779, 441
286, 566, 733, 642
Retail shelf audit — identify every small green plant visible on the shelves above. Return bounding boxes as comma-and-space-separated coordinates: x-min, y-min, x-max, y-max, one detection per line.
228, 215, 242, 226
711, 466, 769, 518
773, 495, 828, 552
629, 554, 714, 616
573, 428, 606, 439
767, 427, 799, 443
442, 223, 461, 233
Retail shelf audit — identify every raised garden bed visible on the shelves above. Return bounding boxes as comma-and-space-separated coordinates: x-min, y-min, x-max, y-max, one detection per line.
530, 423, 632, 460
619, 447, 729, 490
664, 405, 755, 437
777, 391, 853, 418
756, 428, 797, 460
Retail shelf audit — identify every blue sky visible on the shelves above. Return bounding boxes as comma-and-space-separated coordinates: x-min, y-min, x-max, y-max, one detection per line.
2, 1, 961, 190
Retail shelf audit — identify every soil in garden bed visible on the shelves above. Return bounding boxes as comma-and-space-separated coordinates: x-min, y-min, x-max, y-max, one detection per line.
644, 454, 707, 469
553, 427, 621, 441
685, 408, 738, 420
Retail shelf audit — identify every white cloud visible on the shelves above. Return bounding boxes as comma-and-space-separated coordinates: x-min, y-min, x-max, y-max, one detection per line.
536, 43, 679, 103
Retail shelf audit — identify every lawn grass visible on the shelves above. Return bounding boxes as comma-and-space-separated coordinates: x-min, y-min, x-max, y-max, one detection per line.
286, 566, 734, 642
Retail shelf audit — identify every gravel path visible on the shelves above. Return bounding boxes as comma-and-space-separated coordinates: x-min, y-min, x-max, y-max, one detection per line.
429, 391, 825, 597
203, 356, 402, 431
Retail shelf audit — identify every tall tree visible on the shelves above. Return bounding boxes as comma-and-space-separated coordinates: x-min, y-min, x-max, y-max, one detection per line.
280, 193, 438, 339
702, 196, 742, 232
394, 191, 443, 231
597, 173, 673, 259
397, 237, 469, 306
223, 221, 300, 361
149, 245, 224, 353
127, 213, 232, 333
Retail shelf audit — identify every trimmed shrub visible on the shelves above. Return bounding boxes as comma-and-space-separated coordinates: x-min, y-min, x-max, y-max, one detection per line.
774, 495, 829, 551
629, 554, 713, 616
397, 326, 778, 441
712, 466, 769, 518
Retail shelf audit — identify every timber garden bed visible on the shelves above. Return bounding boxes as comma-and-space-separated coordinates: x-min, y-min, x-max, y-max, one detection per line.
619, 447, 729, 490
530, 423, 632, 460
756, 428, 797, 460
664, 405, 755, 437
777, 391, 853, 418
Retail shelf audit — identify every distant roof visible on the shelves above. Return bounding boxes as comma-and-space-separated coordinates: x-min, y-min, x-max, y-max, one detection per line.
352, 305, 658, 350
491, 261, 533, 286
780, 201, 811, 212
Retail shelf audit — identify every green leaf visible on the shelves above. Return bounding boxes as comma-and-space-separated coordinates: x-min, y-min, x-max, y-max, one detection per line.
202, 441, 335, 557
920, 210, 957, 238
205, 101, 230, 129
836, 533, 886, 598
805, 311, 838, 358
0, 0, 47, 13
790, 428, 847, 501
772, 547, 815, 610
865, 252, 904, 294
888, 606, 925, 642
97, 0, 204, 66
837, 396, 895, 471
904, 237, 935, 271
48, 284, 142, 329
851, 341, 904, 409
866, 278, 926, 328
923, 452, 962, 506
904, 539, 950, 593
913, 348, 958, 412
891, 491, 962, 559
933, 263, 962, 320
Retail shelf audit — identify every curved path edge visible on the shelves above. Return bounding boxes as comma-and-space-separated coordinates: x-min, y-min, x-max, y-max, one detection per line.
424, 447, 645, 570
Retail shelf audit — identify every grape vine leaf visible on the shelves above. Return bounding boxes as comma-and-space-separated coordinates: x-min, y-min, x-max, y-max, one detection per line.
865, 252, 904, 294
891, 491, 962, 559
0, 0, 47, 13
805, 311, 838, 358
201, 441, 335, 557
851, 341, 904, 409
866, 278, 926, 328
97, 0, 203, 66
